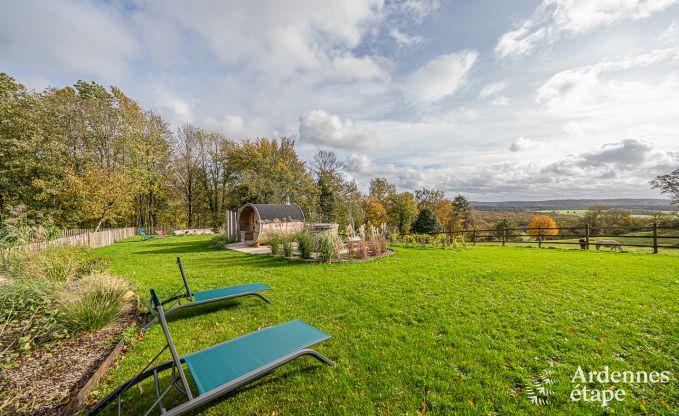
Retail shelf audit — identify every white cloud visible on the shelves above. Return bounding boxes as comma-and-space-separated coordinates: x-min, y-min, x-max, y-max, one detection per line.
329, 55, 390, 81
536, 48, 679, 117
658, 21, 679, 43
495, 0, 679, 60
404, 50, 478, 105
479, 82, 510, 106
299, 110, 376, 150
509, 137, 540, 152
0, 0, 137, 80
345, 154, 426, 189
155, 90, 193, 125
390, 29, 425, 47
479, 82, 507, 99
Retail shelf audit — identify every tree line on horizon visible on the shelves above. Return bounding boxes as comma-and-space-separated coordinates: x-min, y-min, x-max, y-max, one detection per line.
0, 74, 475, 234
2, 73, 678, 236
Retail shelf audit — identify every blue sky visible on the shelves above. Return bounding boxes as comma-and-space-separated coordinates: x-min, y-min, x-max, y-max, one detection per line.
2, 0, 678, 200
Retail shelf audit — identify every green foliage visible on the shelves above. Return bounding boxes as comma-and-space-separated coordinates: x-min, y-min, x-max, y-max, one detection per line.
268, 232, 283, 255
57, 274, 131, 335
0, 279, 62, 366
411, 208, 443, 233
7, 245, 97, 282
283, 240, 294, 257
387, 192, 418, 234
451, 194, 472, 229
313, 232, 339, 262
494, 218, 519, 238
207, 234, 235, 249
296, 230, 313, 259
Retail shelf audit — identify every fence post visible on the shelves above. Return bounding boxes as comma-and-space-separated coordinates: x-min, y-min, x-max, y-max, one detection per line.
472, 228, 477, 245
585, 223, 590, 250
502, 227, 506, 246
538, 226, 542, 248
653, 222, 658, 254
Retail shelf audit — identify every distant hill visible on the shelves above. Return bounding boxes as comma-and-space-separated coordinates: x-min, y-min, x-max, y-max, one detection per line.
471, 199, 677, 213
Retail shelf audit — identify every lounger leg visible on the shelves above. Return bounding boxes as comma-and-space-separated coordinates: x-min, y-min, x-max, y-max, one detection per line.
141, 317, 159, 332
253, 292, 273, 304
298, 348, 335, 366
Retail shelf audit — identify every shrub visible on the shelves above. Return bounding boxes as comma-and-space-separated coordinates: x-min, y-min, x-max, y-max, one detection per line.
315, 232, 339, 262
8, 245, 97, 282
283, 240, 293, 257
269, 232, 282, 255
57, 274, 132, 335
296, 230, 313, 259
207, 234, 235, 249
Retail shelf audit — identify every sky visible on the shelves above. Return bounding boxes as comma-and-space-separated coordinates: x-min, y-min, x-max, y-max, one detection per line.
2, 0, 679, 201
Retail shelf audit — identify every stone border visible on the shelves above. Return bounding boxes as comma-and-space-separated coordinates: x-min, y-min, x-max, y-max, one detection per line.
60, 338, 125, 416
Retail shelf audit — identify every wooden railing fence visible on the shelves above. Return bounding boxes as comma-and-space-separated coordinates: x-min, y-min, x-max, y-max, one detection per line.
423, 222, 678, 254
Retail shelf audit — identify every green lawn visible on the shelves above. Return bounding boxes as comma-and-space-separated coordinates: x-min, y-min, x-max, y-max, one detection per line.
92, 236, 679, 415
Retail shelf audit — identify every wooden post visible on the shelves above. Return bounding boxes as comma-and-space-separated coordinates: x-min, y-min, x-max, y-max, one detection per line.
653, 222, 658, 254
472, 228, 477, 245
502, 227, 506, 246
538, 226, 542, 248
585, 223, 590, 250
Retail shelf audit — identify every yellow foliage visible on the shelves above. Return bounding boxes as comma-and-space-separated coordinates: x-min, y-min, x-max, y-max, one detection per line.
363, 196, 387, 227
527, 215, 558, 237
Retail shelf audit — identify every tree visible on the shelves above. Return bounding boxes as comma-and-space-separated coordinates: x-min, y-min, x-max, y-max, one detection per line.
369, 178, 396, 205
363, 196, 388, 226
651, 168, 679, 205
312, 150, 344, 223
451, 194, 473, 230
388, 192, 418, 234
493, 218, 519, 239
229, 137, 317, 217
527, 215, 558, 237
64, 164, 136, 231
414, 187, 445, 210
412, 208, 442, 233
171, 124, 205, 228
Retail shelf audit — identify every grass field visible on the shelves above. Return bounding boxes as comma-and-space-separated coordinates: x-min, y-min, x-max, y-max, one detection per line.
92, 236, 679, 415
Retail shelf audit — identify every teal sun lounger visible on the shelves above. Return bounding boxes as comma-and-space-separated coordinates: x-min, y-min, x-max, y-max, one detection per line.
87, 289, 333, 416
141, 257, 271, 330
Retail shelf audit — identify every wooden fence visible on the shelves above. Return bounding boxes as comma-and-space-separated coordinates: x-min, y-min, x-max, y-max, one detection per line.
425, 222, 679, 254
22, 227, 137, 252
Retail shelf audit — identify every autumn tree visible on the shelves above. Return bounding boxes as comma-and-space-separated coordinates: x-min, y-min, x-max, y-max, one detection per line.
527, 215, 558, 237
363, 195, 388, 226
229, 137, 317, 217
64, 164, 137, 231
414, 187, 451, 230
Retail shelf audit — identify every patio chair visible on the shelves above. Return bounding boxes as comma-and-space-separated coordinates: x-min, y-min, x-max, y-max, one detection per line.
87, 288, 333, 416
141, 257, 272, 330
139, 227, 156, 240
156, 230, 167, 238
